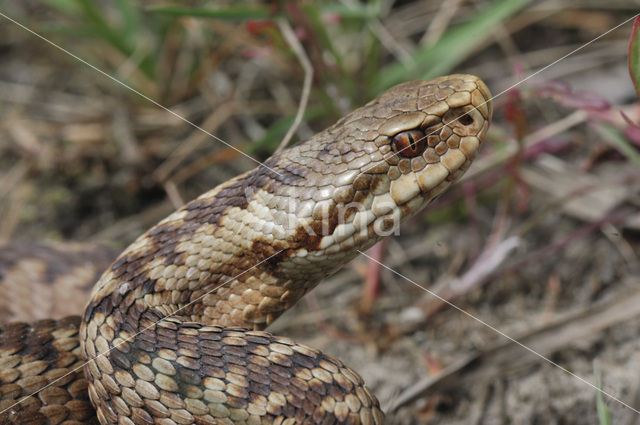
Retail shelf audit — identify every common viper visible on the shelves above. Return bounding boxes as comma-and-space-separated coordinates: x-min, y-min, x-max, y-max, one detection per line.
0, 74, 492, 425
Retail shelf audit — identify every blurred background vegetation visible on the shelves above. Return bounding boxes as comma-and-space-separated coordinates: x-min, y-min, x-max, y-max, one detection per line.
0, 1, 639, 424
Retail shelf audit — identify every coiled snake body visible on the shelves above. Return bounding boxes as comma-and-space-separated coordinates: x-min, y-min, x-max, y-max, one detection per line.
0, 74, 492, 425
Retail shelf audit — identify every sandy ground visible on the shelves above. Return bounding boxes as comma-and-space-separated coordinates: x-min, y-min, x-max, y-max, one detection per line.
1, 1, 640, 424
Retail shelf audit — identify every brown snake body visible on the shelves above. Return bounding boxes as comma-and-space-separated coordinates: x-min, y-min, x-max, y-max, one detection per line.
0, 74, 492, 425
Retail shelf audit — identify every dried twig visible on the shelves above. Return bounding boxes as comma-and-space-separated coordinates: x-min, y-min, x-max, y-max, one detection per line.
413, 236, 521, 324
420, 0, 463, 46
388, 283, 640, 413
274, 18, 313, 154
152, 100, 236, 183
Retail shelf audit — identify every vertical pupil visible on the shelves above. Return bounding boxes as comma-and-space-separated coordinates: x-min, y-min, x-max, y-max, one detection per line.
407, 133, 416, 150
393, 130, 426, 157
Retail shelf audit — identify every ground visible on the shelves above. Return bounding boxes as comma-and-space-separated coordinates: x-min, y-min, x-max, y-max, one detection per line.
1, 1, 639, 424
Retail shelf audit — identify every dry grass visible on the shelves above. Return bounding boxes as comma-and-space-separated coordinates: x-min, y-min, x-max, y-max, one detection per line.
1, 1, 639, 424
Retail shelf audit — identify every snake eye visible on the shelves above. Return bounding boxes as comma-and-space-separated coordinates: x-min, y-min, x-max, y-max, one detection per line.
392, 130, 427, 158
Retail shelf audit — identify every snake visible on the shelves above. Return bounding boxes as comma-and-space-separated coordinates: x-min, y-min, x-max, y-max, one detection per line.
0, 74, 492, 425
0, 242, 117, 324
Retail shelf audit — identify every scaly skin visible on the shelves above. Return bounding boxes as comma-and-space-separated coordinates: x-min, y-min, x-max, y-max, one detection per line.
0, 74, 492, 425
0, 242, 116, 323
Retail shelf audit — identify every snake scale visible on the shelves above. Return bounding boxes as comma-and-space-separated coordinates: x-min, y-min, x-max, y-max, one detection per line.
0, 74, 492, 425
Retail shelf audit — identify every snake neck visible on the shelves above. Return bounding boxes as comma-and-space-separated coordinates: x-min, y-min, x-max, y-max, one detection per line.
81, 162, 388, 335
75, 74, 492, 425
82, 74, 492, 335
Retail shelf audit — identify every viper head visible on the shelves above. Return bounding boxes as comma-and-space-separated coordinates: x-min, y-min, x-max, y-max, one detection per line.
369, 74, 492, 210
254, 76, 492, 312
259, 74, 492, 268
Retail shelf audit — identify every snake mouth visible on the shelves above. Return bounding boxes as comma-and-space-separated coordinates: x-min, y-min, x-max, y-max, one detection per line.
472, 78, 493, 136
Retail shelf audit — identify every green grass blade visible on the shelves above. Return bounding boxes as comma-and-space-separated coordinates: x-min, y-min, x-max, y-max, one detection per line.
149, 6, 269, 20
75, 0, 130, 53
115, 0, 141, 44
594, 366, 612, 425
374, 0, 532, 91
248, 107, 325, 155
73, 0, 155, 77
319, 3, 380, 20
596, 123, 640, 168
302, 3, 346, 73
40, 0, 81, 15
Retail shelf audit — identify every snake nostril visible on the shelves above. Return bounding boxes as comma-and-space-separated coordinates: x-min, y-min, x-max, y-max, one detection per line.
459, 114, 473, 126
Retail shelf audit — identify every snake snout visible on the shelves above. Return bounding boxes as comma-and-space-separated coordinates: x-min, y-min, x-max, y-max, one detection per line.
441, 105, 486, 141
387, 75, 491, 207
